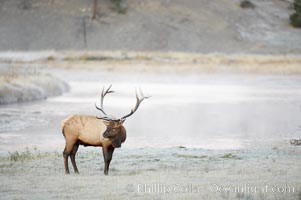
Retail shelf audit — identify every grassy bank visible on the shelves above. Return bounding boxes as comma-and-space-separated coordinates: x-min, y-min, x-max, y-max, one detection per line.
1, 51, 301, 75
0, 65, 69, 104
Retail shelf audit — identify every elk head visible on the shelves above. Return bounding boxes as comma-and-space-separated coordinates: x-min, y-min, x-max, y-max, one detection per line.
95, 85, 149, 143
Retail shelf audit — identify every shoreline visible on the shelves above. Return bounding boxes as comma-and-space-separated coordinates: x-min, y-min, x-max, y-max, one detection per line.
0, 73, 69, 105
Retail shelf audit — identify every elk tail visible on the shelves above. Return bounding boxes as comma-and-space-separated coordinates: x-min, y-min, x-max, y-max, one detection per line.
61, 120, 66, 137
62, 126, 66, 137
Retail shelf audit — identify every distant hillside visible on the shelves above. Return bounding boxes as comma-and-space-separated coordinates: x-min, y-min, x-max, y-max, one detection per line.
0, 0, 300, 54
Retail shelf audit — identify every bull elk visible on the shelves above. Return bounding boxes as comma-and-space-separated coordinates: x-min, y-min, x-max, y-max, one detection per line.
61, 85, 149, 175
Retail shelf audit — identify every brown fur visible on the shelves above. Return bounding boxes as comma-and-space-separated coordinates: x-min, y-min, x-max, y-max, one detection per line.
61, 115, 126, 175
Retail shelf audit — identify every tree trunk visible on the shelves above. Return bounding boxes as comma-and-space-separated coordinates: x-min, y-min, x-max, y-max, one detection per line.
92, 0, 97, 19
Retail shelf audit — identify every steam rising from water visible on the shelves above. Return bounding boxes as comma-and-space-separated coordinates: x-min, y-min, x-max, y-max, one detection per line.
1, 74, 301, 151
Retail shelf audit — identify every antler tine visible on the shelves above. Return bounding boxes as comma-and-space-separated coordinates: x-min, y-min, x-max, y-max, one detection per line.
139, 88, 144, 97
121, 88, 150, 120
101, 84, 113, 107
95, 84, 114, 117
95, 103, 106, 115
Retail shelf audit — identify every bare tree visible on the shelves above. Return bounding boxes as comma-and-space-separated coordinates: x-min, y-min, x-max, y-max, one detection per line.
92, 0, 98, 19
22, 0, 32, 10
82, 17, 87, 48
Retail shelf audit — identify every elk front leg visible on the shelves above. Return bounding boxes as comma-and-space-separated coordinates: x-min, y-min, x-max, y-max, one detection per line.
102, 146, 114, 175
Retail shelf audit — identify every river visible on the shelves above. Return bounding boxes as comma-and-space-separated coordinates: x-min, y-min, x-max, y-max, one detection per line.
1, 69, 301, 153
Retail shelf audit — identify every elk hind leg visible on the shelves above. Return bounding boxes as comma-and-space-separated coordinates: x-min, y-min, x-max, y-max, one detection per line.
63, 141, 76, 174
70, 143, 79, 174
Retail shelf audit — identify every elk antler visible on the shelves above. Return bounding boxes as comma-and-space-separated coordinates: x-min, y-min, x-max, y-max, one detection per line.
96, 86, 150, 122
121, 88, 150, 120
95, 84, 114, 116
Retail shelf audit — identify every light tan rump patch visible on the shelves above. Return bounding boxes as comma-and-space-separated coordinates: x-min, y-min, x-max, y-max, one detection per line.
61, 115, 75, 129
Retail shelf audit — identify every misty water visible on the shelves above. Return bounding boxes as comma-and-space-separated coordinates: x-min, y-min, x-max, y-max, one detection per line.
0, 70, 301, 153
